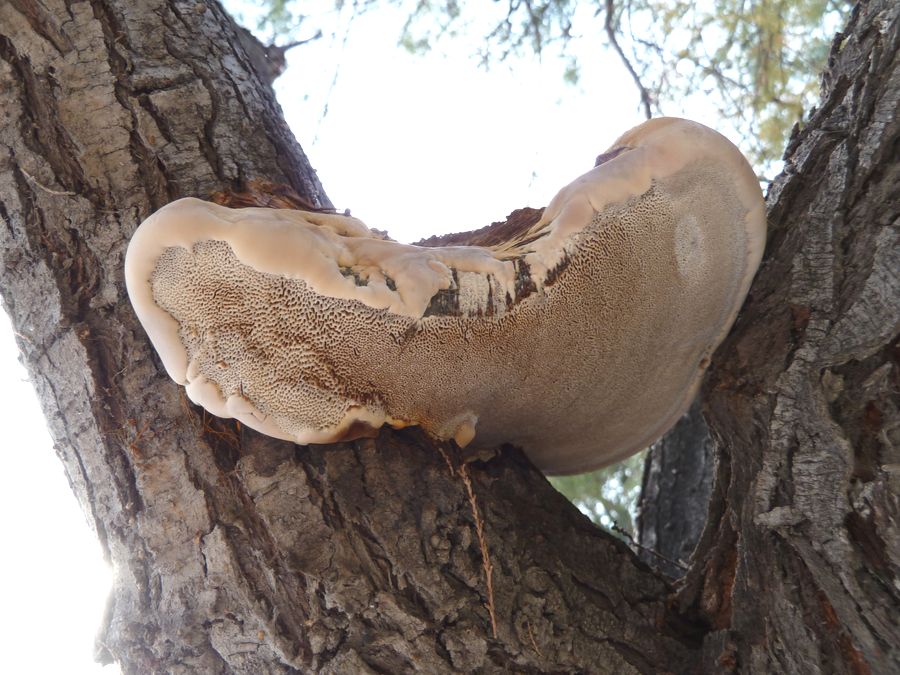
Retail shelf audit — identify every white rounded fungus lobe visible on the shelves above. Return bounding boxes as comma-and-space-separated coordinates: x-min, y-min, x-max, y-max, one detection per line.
125, 118, 766, 475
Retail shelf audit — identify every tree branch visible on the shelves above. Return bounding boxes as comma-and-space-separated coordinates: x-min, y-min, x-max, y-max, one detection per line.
604, 0, 654, 119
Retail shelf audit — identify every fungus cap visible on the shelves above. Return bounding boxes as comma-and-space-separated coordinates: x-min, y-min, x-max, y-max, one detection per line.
125, 117, 766, 474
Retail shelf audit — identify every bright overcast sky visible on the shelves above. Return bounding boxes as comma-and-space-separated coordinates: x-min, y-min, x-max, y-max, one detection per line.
267, 1, 646, 242
0, 1, 737, 671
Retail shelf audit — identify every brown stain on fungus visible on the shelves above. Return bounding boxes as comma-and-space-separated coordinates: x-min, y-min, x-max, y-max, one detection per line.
334, 419, 381, 442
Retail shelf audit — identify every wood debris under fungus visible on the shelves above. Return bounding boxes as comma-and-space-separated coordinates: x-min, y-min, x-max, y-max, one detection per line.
125, 117, 766, 475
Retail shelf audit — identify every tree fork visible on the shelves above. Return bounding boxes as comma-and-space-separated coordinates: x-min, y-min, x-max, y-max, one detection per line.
0, 0, 897, 673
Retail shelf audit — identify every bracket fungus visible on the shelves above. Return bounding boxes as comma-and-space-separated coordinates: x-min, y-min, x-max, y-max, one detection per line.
125, 118, 766, 475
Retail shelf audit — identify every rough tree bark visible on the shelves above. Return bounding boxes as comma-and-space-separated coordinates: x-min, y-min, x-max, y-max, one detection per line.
637, 401, 714, 580
674, 2, 900, 670
0, 1, 896, 674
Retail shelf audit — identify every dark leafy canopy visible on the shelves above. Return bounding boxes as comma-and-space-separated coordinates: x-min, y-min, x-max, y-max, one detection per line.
224, 0, 847, 529
240, 0, 850, 173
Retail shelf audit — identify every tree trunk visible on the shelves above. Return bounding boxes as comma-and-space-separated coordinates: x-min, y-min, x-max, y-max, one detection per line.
673, 1, 900, 670
637, 400, 714, 580
0, 1, 896, 674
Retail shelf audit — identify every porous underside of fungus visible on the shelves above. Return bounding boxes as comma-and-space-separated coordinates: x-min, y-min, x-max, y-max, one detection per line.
125, 117, 766, 475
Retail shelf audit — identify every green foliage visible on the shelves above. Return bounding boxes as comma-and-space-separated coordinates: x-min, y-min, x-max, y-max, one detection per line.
234, 0, 851, 173
617, 0, 849, 170
393, 0, 850, 172
549, 451, 646, 534
236, 0, 311, 39
396, 0, 579, 59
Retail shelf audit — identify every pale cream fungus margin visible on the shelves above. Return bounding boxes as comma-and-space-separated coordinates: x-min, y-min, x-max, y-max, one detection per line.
125, 117, 766, 475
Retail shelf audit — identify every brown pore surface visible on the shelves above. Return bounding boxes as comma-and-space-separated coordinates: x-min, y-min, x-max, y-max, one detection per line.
149, 158, 749, 475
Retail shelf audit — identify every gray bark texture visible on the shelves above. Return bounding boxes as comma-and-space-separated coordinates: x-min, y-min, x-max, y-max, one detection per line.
0, 0, 896, 673
674, 1, 900, 670
637, 400, 714, 580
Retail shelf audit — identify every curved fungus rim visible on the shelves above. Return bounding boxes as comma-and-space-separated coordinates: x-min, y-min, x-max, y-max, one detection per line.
125, 117, 766, 475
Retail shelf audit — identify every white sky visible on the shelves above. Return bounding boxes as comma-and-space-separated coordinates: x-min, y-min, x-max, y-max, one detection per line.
0, 1, 742, 671
0, 310, 113, 674
270, 1, 647, 242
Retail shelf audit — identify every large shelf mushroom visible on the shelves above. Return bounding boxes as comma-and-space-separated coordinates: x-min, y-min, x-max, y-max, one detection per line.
125, 117, 766, 475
